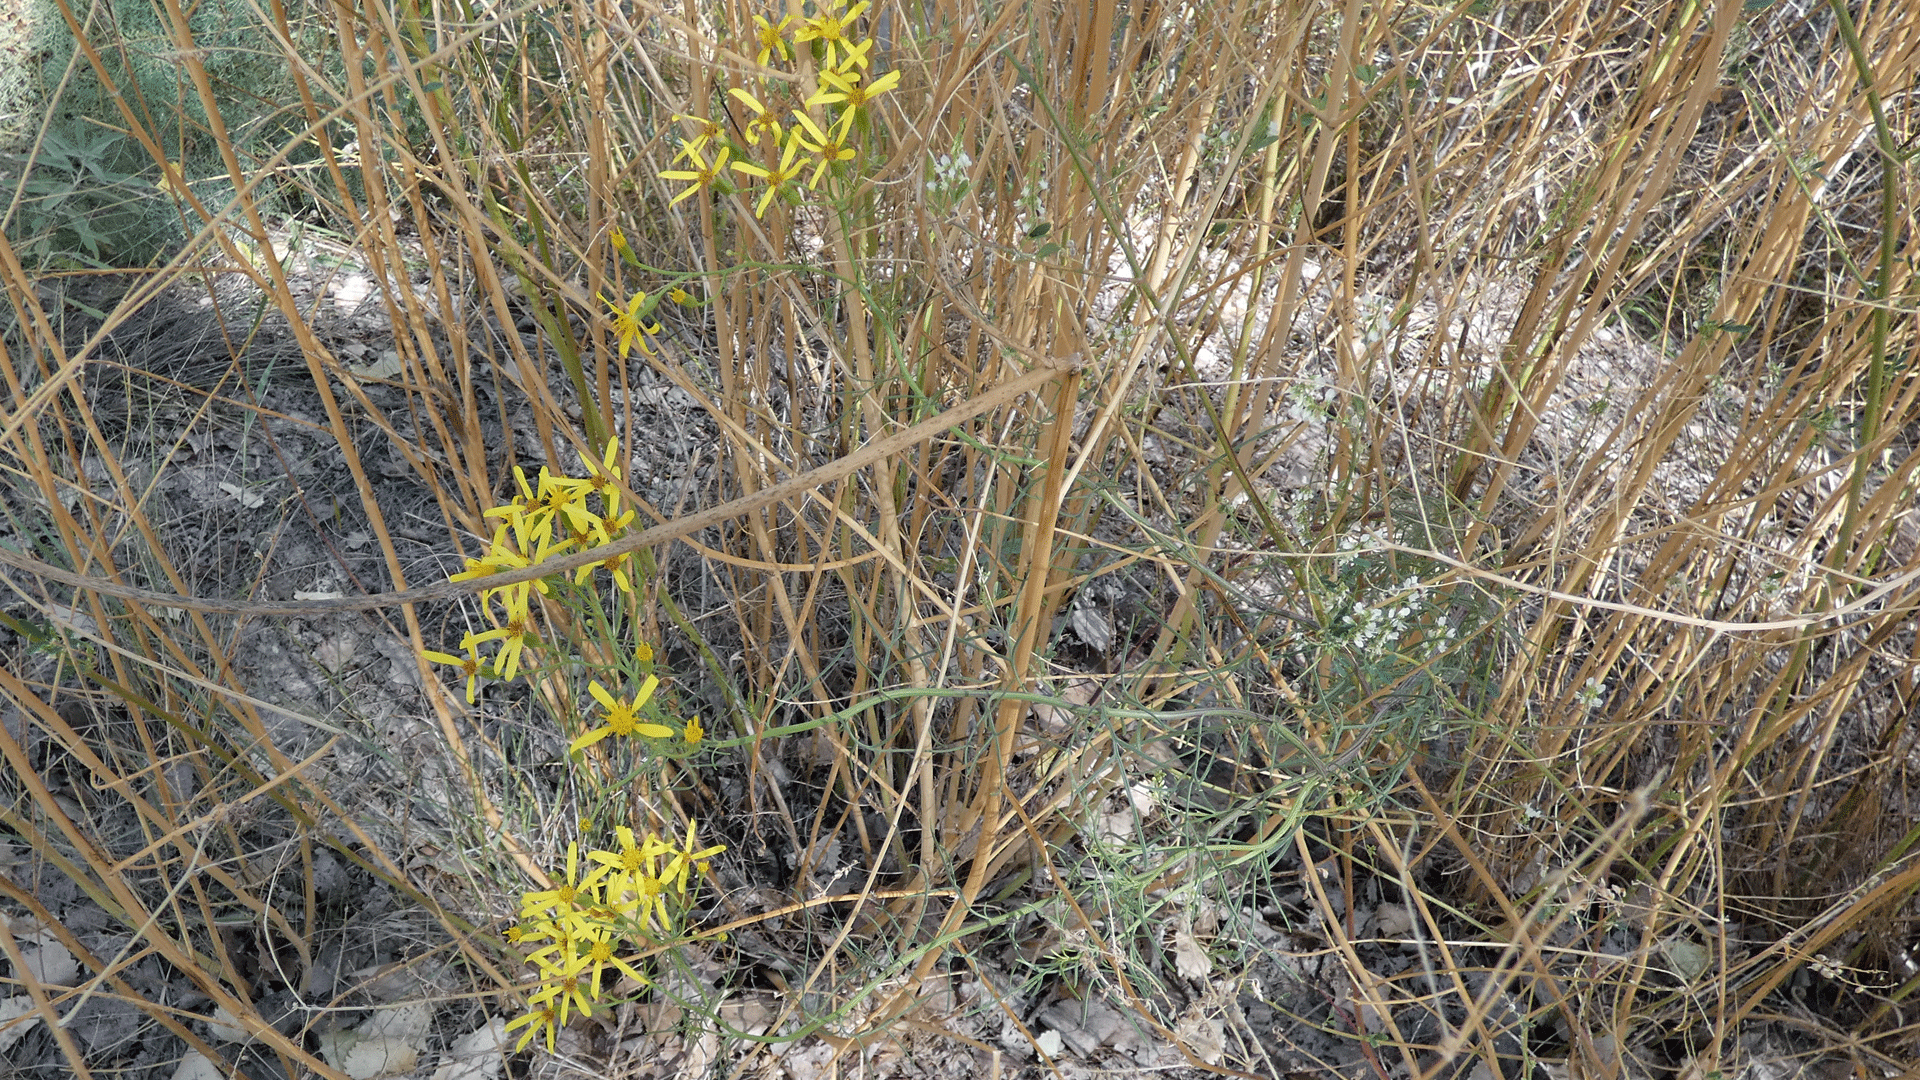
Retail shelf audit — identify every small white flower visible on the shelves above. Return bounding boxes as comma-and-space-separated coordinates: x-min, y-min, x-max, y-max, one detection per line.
1573, 677, 1607, 710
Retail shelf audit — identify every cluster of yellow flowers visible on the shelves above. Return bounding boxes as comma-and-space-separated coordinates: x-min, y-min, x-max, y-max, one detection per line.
420, 439, 724, 1050
502, 825, 726, 1052
423, 441, 635, 691
663, 0, 900, 217
422, 437, 703, 742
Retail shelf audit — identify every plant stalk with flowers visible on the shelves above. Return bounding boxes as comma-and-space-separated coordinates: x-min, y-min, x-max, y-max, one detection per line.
468, 8, 910, 1048
420, 437, 724, 1052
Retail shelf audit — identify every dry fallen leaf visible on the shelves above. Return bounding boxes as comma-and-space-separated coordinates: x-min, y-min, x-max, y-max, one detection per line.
170, 1050, 227, 1080
1375, 902, 1415, 937
1175, 1012, 1226, 1065
0, 996, 43, 1055
218, 481, 266, 509
1172, 926, 1213, 979
430, 1018, 508, 1080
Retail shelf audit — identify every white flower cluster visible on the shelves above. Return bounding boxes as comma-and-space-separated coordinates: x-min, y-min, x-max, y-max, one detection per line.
1341, 595, 1413, 653
1338, 574, 1453, 657
1017, 175, 1049, 219
926, 151, 972, 203
1284, 488, 1315, 537
1284, 380, 1341, 425
1333, 526, 1390, 571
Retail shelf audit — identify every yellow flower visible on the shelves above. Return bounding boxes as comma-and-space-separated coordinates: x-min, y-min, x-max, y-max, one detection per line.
795, 0, 867, 70
601, 291, 661, 358
683, 716, 704, 746
600, 548, 640, 595
447, 552, 497, 587
580, 437, 626, 515
464, 605, 535, 682
728, 87, 782, 150
788, 111, 856, 189
631, 866, 670, 934
571, 677, 672, 751
730, 130, 806, 218
670, 112, 724, 157
519, 842, 608, 923
660, 143, 731, 207
577, 923, 649, 997
573, 535, 639, 594
568, 505, 637, 592
590, 826, 672, 915
752, 13, 793, 66
529, 965, 595, 1026
661, 820, 726, 897
484, 467, 570, 557
547, 439, 625, 521
836, 36, 873, 72
608, 225, 639, 268
462, 513, 569, 612
482, 577, 539, 629
421, 642, 488, 703
807, 66, 901, 138
535, 466, 590, 529
504, 1004, 558, 1053
635, 641, 654, 663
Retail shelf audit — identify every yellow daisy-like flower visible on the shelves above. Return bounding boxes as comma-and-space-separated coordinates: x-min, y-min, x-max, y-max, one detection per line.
601, 291, 661, 358
788, 111, 856, 189
463, 605, 535, 682
590, 825, 671, 914
504, 1004, 558, 1054
529, 965, 595, 1027
459, 517, 567, 615
548, 438, 625, 520
752, 13, 793, 66
600, 548, 640, 595
583, 440, 627, 517
571, 524, 638, 594
577, 923, 649, 997
730, 130, 806, 218
683, 716, 704, 746
421, 641, 488, 703
447, 552, 497, 587
807, 66, 902, 138
571, 677, 672, 751
660, 143, 731, 208
670, 112, 724, 158
795, 0, 867, 70
519, 842, 608, 923
728, 87, 782, 150
661, 819, 726, 897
